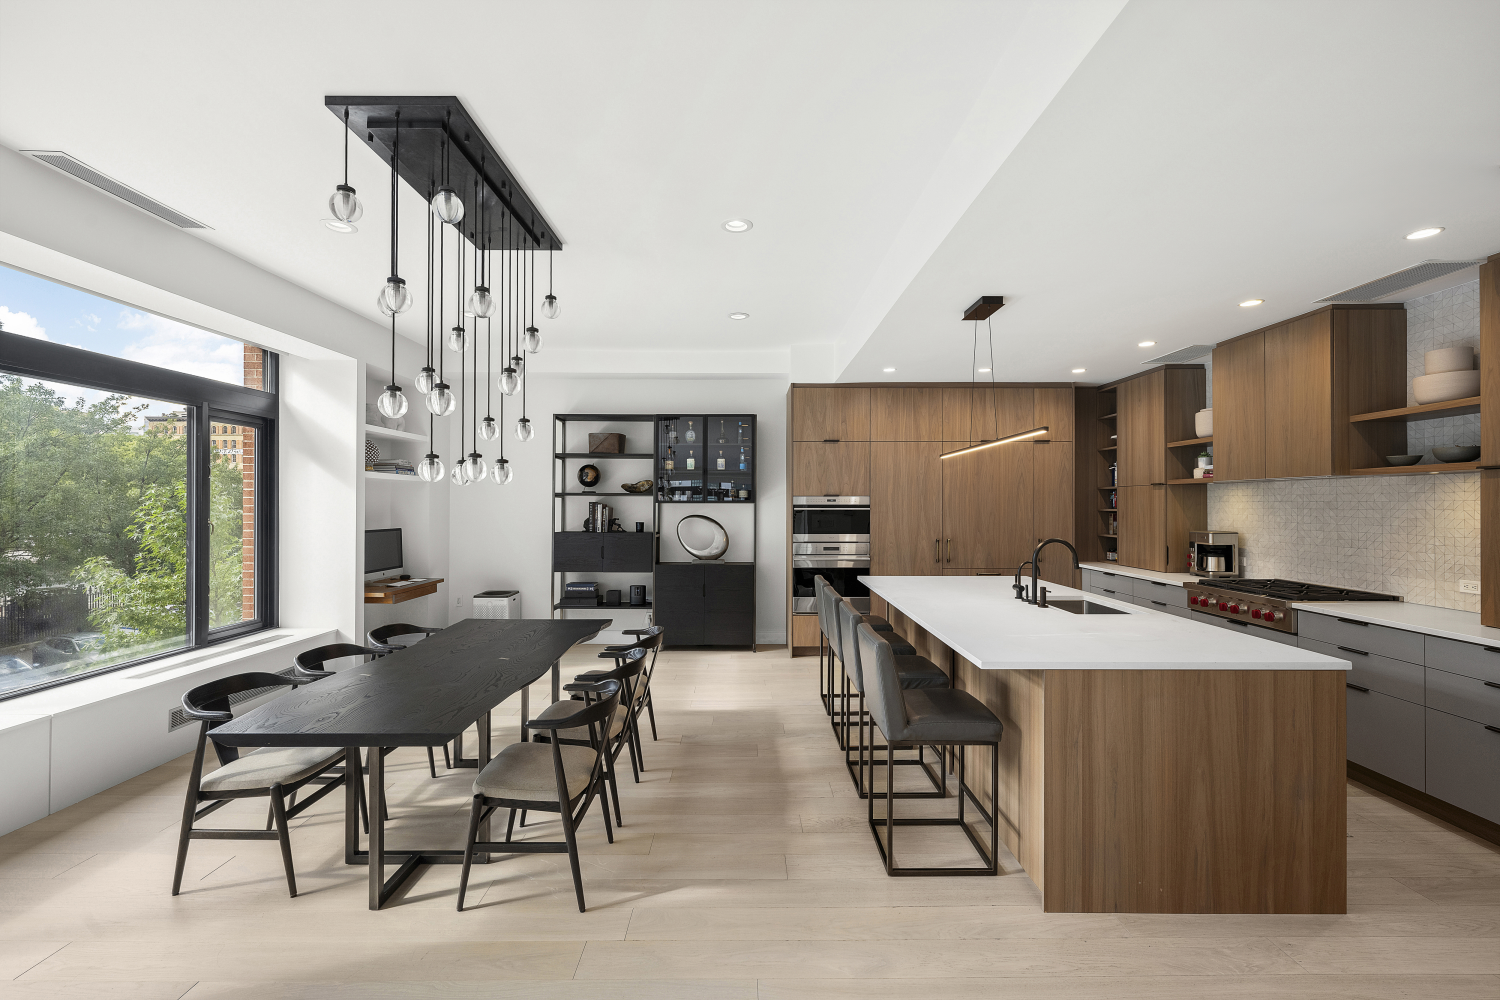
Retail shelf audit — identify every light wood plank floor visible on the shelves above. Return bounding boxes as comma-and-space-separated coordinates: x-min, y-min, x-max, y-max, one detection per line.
2, 647, 1499, 998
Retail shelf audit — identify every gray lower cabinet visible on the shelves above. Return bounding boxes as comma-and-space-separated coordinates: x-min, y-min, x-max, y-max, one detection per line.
1090, 582, 1129, 601
1299, 636, 1423, 705
1130, 577, 1189, 608
1425, 666, 1500, 730
1426, 636, 1500, 685
1299, 612, 1425, 666
1134, 595, 1192, 619
1347, 685, 1425, 790
1425, 707, 1500, 824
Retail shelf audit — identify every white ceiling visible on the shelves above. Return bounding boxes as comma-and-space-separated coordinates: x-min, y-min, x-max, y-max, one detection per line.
0, 1, 1496, 384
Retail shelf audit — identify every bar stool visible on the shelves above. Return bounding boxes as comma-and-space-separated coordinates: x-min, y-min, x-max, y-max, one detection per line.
815, 577, 913, 749
814, 576, 903, 719
858, 622, 1003, 876
836, 598, 946, 799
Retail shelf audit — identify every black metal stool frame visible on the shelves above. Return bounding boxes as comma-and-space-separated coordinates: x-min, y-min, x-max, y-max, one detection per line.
867, 734, 1000, 876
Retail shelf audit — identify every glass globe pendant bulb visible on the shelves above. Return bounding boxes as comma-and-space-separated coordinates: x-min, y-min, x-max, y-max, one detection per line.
414, 366, 437, 395
431, 187, 464, 225
541, 293, 560, 320
491, 459, 513, 485
377, 276, 412, 316
417, 453, 445, 482
329, 184, 363, 223
499, 367, 520, 396
450, 459, 470, 486
523, 325, 542, 353
467, 285, 496, 319
376, 384, 408, 419
466, 453, 487, 481
515, 416, 534, 442
480, 416, 499, 440
426, 382, 456, 416
446, 325, 467, 353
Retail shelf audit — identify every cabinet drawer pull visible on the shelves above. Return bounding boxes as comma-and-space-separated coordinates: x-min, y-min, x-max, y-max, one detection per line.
1346, 682, 1370, 693
1485, 681, 1500, 690
1150, 581, 1167, 587
1101, 588, 1115, 595
1336, 618, 1368, 626
1102, 572, 1116, 577
1151, 600, 1166, 607
1485, 646, 1500, 654
1336, 646, 1369, 657
823, 439, 841, 443
1227, 619, 1248, 627
1487, 725, 1500, 735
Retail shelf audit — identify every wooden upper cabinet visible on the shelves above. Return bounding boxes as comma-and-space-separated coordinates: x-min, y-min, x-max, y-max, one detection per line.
1213, 332, 1266, 482
942, 441, 1033, 571
869, 388, 943, 441
1264, 312, 1336, 480
1034, 388, 1074, 442
792, 387, 871, 441
942, 387, 975, 443
871, 442, 943, 575
1118, 484, 1166, 571
1033, 439, 1076, 586
1116, 371, 1164, 487
792, 442, 869, 496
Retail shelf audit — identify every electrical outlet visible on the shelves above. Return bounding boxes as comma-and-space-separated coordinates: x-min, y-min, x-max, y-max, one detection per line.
1460, 579, 1481, 595
456, 596, 463, 606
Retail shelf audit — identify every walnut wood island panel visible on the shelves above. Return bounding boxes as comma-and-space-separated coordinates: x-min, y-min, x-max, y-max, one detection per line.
865, 575, 1349, 914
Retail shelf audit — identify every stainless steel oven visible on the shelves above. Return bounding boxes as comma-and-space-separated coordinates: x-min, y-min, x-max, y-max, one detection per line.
792, 496, 870, 614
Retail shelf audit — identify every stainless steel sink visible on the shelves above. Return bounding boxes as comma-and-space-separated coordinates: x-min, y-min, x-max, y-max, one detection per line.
1045, 599, 1129, 615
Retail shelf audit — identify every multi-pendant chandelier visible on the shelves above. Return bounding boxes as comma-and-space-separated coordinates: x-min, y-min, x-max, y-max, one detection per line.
327, 97, 563, 486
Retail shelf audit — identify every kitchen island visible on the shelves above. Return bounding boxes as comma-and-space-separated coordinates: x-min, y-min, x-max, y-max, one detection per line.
864, 575, 1350, 914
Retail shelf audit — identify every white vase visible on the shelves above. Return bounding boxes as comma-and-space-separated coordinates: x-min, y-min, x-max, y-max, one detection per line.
1195, 408, 1213, 438
1424, 346, 1474, 375
1413, 370, 1480, 405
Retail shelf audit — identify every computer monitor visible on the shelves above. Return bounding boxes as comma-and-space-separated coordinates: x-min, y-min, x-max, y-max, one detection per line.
364, 528, 403, 575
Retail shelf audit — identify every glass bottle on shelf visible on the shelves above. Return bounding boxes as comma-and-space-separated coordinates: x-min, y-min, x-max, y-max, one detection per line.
665, 448, 675, 472
738, 447, 746, 471
667, 420, 678, 446
718, 420, 726, 445
685, 420, 696, 443
716, 449, 725, 470
686, 452, 696, 470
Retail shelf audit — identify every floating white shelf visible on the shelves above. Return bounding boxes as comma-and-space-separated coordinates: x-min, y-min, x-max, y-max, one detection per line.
364, 471, 423, 484
363, 423, 427, 443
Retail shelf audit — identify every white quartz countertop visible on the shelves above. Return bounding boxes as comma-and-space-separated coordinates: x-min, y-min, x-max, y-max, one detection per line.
1078, 562, 1197, 588
865, 576, 1348, 671
1292, 601, 1500, 647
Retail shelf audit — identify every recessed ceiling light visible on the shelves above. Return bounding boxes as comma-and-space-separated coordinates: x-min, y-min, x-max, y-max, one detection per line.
723, 219, 753, 233
728, 312, 749, 320
323, 219, 357, 233
1138, 341, 1156, 347
1406, 227, 1444, 240
977, 368, 991, 373
883, 367, 896, 373
1239, 298, 1264, 307
1071, 368, 1086, 374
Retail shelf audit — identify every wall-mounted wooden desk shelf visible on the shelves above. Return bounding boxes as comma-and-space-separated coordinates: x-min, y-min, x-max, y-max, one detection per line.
1349, 396, 1481, 423
364, 577, 443, 604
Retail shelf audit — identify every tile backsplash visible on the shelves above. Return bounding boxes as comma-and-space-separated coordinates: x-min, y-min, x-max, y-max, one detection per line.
1207, 471, 1479, 613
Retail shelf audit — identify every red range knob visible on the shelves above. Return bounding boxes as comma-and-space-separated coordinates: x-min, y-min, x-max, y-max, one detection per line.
1218, 602, 1228, 611
1251, 608, 1262, 619
1266, 610, 1281, 622
1228, 603, 1240, 614
1189, 596, 1199, 605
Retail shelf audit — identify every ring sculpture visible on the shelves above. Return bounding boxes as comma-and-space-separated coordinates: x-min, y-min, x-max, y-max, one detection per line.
676, 514, 729, 561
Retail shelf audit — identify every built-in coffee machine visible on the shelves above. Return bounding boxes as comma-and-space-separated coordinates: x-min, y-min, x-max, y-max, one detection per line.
1189, 531, 1239, 578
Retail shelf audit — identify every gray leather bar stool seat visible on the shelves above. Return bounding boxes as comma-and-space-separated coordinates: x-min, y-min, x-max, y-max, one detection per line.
836, 598, 946, 799
858, 622, 1003, 876
815, 577, 913, 740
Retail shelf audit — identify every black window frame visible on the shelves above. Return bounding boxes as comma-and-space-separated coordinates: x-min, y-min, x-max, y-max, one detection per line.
1, 329, 278, 701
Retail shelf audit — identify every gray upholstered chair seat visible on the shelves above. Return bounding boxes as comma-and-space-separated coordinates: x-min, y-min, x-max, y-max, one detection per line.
895, 688, 1004, 744
886, 636, 917, 656
893, 655, 949, 689
199, 746, 344, 793
473, 742, 598, 802
863, 614, 895, 633
536, 698, 626, 740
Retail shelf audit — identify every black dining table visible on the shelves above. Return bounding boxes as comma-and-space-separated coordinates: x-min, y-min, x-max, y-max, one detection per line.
209, 617, 610, 909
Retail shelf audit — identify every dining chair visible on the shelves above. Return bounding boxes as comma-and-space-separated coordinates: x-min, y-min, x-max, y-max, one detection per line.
601, 626, 663, 741
172, 672, 352, 898
456, 678, 622, 912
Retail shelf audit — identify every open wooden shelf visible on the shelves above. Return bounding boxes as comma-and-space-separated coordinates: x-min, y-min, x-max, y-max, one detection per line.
1351, 461, 1481, 477
1167, 478, 1211, 485
1098, 533, 1118, 539
1098, 445, 1117, 452
1098, 507, 1119, 512
1349, 396, 1481, 423
364, 577, 443, 604
1098, 412, 1117, 420
1167, 436, 1212, 448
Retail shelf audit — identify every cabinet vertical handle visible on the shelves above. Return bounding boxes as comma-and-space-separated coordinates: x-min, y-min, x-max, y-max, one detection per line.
934, 539, 940, 563
945, 538, 952, 563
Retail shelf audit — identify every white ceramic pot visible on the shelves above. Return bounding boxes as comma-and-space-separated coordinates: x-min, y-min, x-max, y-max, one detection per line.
1425, 345, 1474, 375
1195, 408, 1213, 438
1412, 370, 1480, 405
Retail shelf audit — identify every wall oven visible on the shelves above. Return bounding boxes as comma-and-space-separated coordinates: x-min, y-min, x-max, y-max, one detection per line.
792, 496, 871, 614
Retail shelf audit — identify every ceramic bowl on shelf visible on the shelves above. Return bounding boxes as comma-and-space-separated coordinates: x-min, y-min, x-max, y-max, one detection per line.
1432, 445, 1480, 463
1412, 369, 1480, 405
1384, 455, 1422, 466
1425, 345, 1475, 375
620, 480, 653, 494
1194, 408, 1213, 438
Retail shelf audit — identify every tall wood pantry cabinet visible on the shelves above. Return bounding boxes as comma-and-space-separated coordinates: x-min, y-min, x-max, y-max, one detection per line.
1108, 366, 1206, 573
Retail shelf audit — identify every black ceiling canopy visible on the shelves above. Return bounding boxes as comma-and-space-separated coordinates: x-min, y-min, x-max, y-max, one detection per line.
325, 95, 562, 252
962, 295, 1004, 321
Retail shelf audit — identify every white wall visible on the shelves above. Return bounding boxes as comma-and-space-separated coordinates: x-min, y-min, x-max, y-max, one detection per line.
444, 375, 789, 645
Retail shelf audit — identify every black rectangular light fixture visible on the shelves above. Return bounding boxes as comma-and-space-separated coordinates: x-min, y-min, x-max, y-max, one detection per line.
962, 295, 1005, 321
325, 95, 562, 251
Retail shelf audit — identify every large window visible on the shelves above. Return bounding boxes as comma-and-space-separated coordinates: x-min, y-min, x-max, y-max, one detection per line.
0, 267, 275, 700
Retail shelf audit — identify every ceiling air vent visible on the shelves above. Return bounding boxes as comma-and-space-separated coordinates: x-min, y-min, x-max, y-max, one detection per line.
1143, 345, 1213, 365
23, 150, 209, 230
1315, 259, 1484, 304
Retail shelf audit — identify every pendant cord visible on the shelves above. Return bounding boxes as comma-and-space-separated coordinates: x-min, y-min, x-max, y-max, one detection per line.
987, 316, 998, 441
342, 106, 350, 186
437, 214, 445, 382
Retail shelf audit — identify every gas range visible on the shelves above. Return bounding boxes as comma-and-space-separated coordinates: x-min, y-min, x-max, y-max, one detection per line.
1183, 578, 1400, 634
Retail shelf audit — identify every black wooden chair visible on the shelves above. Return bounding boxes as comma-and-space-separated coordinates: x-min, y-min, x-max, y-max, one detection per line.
603, 626, 664, 741
456, 678, 622, 912
172, 672, 351, 897
533, 648, 648, 829
858, 623, 1003, 876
